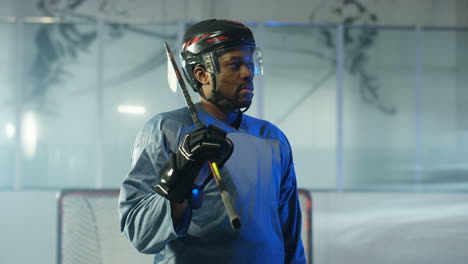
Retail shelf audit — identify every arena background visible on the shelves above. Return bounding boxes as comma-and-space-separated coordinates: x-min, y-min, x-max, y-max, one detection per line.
1, 1, 467, 263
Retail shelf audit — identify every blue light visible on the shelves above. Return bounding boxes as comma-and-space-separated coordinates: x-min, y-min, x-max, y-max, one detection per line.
264, 21, 284, 27
192, 188, 199, 196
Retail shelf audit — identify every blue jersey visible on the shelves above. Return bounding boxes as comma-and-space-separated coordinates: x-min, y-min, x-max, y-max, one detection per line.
119, 104, 305, 264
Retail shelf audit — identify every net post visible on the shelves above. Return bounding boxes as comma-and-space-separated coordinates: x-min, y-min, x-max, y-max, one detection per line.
298, 188, 313, 264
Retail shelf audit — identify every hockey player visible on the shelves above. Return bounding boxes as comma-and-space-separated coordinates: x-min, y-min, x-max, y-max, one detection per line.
119, 19, 306, 264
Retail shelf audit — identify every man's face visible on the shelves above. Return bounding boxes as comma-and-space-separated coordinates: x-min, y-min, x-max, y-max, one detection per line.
214, 47, 255, 109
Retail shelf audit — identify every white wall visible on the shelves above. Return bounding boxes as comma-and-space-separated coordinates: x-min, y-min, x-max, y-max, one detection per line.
0, 191, 57, 264
312, 192, 468, 264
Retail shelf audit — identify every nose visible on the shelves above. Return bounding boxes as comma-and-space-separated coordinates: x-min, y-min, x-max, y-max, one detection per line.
240, 64, 254, 81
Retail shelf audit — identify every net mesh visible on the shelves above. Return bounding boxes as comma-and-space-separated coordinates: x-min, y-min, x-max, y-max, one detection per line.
58, 189, 312, 264
58, 190, 152, 264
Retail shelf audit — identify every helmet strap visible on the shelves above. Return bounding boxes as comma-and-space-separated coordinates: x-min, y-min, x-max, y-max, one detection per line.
200, 73, 235, 113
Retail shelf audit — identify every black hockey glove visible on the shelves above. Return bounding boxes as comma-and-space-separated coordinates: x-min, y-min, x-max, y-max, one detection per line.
154, 125, 234, 203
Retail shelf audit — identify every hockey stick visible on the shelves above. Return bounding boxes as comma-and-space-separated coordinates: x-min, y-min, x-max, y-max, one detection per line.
164, 42, 241, 230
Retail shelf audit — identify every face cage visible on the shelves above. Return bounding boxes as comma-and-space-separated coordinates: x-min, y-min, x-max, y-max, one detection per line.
191, 47, 261, 113
182, 47, 263, 95
202, 47, 263, 77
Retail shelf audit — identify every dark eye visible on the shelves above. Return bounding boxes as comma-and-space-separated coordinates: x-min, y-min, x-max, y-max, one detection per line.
227, 62, 241, 71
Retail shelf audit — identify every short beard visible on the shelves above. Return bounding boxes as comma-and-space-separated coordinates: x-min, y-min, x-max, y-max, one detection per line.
211, 92, 253, 113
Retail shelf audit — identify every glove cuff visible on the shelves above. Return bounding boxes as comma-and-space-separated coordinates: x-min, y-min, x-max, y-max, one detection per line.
154, 152, 202, 203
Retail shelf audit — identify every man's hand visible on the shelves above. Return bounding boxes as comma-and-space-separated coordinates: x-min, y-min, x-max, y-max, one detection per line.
179, 125, 233, 163
154, 125, 233, 204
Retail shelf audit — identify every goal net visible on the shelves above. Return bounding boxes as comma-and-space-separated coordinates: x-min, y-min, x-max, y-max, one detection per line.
57, 189, 312, 264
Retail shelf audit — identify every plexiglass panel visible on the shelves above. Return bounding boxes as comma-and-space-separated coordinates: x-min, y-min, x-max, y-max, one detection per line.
0, 23, 15, 189
419, 29, 468, 191
20, 22, 98, 188
102, 23, 182, 187
262, 25, 337, 189
342, 27, 417, 190
3, 20, 467, 192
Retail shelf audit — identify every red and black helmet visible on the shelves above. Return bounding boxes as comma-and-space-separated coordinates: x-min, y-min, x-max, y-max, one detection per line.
180, 19, 256, 92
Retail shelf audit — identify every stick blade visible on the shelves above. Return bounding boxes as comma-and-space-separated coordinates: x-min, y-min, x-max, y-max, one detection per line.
166, 51, 179, 93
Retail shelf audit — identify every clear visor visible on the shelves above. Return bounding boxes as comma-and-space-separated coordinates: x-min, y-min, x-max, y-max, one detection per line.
215, 47, 263, 76
252, 48, 263, 75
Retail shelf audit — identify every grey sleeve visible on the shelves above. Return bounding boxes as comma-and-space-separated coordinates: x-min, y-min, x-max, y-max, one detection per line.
118, 118, 191, 254
279, 141, 307, 264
